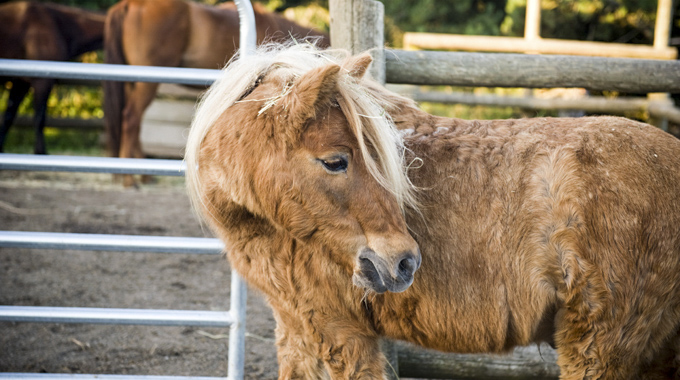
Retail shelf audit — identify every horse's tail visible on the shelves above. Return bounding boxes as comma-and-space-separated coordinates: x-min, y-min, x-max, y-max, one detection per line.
103, 1, 127, 157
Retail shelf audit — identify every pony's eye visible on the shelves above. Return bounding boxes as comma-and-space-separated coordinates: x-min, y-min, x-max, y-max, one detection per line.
319, 156, 348, 173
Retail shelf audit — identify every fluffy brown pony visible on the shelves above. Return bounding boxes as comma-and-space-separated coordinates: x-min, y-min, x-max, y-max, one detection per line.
0, 1, 105, 154
185, 44, 680, 379
104, 0, 329, 187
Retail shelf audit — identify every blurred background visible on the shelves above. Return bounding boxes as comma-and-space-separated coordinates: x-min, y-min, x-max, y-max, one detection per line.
2, 0, 679, 155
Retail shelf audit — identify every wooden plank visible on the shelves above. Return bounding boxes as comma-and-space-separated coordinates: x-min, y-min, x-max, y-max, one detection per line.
402, 33, 678, 60
385, 50, 680, 93
649, 100, 680, 124
654, 0, 673, 49
329, 0, 353, 51
647, 0, 674, 130
524, 0, 541, 42
395, 87, 650, 114
380, 339, 399, 380
396, 341, 559, 379
155, 83, 203, 100
140, 99, 194, 158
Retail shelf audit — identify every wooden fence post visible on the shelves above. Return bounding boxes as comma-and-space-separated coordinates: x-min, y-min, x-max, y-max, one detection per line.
329, 0, 385, 84
648, 0, 675, 131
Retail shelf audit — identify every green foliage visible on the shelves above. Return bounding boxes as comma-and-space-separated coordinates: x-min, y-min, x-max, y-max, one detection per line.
0, 82, 105, 155
420, 86, 558, 120
48, 86, 104, 119
379, 0, 508, 36
422, 101, 552, 120
267, 0, 328, 12
1, 126, 103, 156
281, 4, 329, 32
1, 83, 103, 121
502, 0, 659, 43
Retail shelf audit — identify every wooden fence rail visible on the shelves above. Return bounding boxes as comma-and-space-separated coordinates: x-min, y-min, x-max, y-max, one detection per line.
385, 50, 680, 93
404, 89, 649, 113
402, 33, 677, 60
397, 88, 680, 124
396, 342, 559, 379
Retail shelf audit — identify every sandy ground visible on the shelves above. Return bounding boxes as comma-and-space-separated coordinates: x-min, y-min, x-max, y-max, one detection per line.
0, 171, 279, 379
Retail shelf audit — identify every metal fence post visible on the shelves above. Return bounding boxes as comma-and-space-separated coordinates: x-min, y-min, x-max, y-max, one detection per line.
226, 1, 256, 379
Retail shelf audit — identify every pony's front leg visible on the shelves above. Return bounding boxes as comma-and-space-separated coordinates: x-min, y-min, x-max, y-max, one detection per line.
273, 309, 387, 380
317, 320, 388, 379
274, 309, 328, 380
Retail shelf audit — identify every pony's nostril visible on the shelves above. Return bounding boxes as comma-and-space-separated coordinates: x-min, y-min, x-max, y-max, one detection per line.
357, 254, 388, 293
359, 257, 382, 283
397, 255, 418, 280
358, 249, 418, 293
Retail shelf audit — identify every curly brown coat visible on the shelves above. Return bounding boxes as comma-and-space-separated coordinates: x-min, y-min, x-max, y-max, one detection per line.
187, 45, 680, 379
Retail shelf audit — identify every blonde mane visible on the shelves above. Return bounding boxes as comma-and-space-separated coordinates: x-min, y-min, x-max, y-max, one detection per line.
185, 43, 418, 225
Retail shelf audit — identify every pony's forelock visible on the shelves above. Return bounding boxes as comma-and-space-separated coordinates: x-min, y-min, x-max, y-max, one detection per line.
185, 43, 418, 226
335, 77, 419, 213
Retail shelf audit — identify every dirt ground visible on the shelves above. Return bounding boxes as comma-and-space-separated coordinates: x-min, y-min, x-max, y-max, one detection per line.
0, 170, 279, 379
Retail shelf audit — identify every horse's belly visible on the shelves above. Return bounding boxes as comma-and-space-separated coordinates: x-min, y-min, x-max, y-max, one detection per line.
181, 7, 239, 69
180, 49, 228, 69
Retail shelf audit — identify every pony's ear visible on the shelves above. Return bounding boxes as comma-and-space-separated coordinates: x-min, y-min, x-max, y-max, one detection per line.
284, 63, 341, 126
343, 53, 373, 80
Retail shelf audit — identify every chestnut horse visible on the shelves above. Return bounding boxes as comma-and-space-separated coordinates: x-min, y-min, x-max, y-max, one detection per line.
185, 44, 680, 379
103, 0, 329, 186
0, 1, 105, 154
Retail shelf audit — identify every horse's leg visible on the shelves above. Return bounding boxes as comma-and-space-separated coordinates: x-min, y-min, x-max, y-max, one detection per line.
0, 79, 31, 153
116, 0, 190, 187
317, 323, 387, 380
555, 288, 680, 379
31, 78, 54, 155
272, 309, 328, 379
120, 81, 159, 187
272, 306, 387, 380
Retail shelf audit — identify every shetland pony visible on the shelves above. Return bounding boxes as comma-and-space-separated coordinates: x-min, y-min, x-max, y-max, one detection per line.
104, 0, 329, 187
185, 44, 680, 379
0, 1, 105, 154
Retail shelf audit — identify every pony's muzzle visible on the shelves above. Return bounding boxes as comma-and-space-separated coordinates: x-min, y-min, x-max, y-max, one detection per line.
354, 248, 421, 293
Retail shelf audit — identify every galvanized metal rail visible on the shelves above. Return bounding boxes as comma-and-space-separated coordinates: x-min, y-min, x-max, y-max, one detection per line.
0, 231, 223, 254
0, 306, 232, 327
0, 375, 226, 380
0, 153, 185, 175
0, 59, 220, 86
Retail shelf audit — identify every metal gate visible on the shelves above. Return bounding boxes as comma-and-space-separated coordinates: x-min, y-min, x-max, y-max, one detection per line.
0, 1, 258, 379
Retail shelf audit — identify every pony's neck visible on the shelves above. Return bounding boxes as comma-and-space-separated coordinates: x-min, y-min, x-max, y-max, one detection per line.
214, 201, 364, 311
